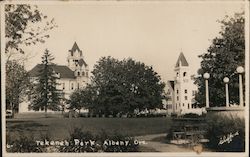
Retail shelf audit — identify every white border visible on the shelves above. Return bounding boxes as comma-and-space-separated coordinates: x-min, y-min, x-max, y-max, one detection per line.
1, 0, 249, 157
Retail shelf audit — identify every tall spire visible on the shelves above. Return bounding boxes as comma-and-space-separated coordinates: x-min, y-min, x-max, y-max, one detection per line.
70, 42, 81, 51
175, 52, 189, 67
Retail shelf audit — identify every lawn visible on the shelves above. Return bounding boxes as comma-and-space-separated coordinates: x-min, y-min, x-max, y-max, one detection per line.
6, 113, 172, 141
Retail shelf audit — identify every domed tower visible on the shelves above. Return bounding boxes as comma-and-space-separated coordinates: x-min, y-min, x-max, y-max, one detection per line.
67, 42, 89, 88
174, 52, 192, 114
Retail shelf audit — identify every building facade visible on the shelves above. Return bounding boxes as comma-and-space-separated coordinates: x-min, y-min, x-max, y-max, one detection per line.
19, 42, 89, 113
166, 52, 205, 115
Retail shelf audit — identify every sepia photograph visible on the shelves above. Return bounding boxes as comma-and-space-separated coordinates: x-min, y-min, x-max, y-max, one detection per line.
1, 0, 249, 156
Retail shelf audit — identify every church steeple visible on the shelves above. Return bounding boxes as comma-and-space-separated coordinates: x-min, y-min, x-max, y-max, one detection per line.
175, 52, 189, 67
67, 42, 87, 72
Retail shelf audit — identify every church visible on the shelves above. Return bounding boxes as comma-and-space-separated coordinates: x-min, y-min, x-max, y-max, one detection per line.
19, 42, 89, 113
165, 52, 205, 115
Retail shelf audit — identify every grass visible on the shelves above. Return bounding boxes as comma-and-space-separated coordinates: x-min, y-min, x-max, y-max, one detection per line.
6, 113, 172, 141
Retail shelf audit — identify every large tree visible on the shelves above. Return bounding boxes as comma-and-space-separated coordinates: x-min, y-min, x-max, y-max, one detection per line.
29, 49, 61, 115
68, 85, 96, 113
87, 56, 165, 116
195, 12, 245, 107
5, 4, 57, 59
6, 60, 30, 116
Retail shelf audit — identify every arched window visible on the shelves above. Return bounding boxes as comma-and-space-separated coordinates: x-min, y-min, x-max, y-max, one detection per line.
183, 72, 187, 77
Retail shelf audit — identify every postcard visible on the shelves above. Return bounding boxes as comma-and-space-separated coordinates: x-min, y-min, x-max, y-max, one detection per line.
1, 0, 249, 157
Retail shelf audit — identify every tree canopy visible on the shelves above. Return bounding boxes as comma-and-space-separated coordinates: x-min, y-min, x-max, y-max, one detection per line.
195, 12, 245, 107
6, 60, 30, 114
5, 4, 57, 57
70, 56, 166, 116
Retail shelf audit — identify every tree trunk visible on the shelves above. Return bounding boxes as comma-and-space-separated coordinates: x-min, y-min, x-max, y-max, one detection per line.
45, 105, 48, 118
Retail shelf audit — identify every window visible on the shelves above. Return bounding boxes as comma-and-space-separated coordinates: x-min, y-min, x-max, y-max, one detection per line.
77, 83, 80, 89
71, 83, 74, 90
183, 103, 184, 107
177, 90, 179, 94
78, 72, 80, 76
185, 89, 187, 94
62, 83, 65, 90
188, 103, 190, 109
176, 72, 179, 77
86, 72, 88, 77
82, 72, 85, 76
179, 103, 181, 107
177, 96, 179, 101
176, 104, 177, 109
192, 90, 196, 96
185, 96, 188, 100
183, 72, 187, 77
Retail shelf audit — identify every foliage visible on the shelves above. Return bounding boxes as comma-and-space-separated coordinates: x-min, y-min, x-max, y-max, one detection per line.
86, 56, 166, 115
5, 4, 57, 55
29, 49, 61, 113
68, 85, 95, 112
59, 127, 139, 152
5, 60, 30, 114
206, 114, 245, 152
195, 12, 245, 107
6, 133, 44, 152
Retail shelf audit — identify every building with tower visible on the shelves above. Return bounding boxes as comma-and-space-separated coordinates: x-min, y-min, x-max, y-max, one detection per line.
18, 42, 89, 113
165, 52, 205, 115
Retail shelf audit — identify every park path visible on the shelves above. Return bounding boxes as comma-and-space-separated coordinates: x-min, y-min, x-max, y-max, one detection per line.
135, 133, 193, 152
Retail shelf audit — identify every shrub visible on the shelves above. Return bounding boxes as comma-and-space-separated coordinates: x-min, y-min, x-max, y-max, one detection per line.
59, 127, 139, 152
205, 114, 245, 152
6, 132, 45, 152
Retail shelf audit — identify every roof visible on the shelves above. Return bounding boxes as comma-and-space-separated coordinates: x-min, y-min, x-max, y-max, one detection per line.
168, 81, 175, 90
69, 42, 82, 52
175, 52, 189, 67
69, 42, 82, 56
29, 64, 75, 79
78, 58, 88, 67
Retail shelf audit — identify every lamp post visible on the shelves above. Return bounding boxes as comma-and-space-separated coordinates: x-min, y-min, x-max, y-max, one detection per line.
236, 66, 244, 107
223, 77, 230, 107
203, 73, 210, 108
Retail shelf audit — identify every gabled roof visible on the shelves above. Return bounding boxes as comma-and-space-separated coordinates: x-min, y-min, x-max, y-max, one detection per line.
29, 64, 75, 79
175, 52, 189, 67
78, 58, 88, 67
168, 81, 175, 90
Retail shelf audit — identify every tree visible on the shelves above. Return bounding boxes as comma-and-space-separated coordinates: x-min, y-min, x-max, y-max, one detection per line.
68, 85, 95, 113
29, 49, 61, 115
6, 60, 30, 116
195, 12, 245, 107
5, 4, 57, 59
88, 56, 165, 116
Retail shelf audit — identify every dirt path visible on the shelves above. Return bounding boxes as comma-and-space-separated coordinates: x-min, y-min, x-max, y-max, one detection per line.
136, 133, 193, 152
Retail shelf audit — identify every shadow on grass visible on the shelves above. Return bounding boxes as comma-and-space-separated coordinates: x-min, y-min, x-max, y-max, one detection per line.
7, 121, 48, 132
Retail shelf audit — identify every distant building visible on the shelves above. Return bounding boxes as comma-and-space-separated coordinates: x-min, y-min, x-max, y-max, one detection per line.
19, 42, 89, 113
166, 52, 204, 115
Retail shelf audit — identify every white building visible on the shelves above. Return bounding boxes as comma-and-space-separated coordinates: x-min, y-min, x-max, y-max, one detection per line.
166, 52, 205, 115
19, 42, 89, 113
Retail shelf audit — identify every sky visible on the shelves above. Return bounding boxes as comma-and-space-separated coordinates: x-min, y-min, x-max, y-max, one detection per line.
18, 1, 244, 82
